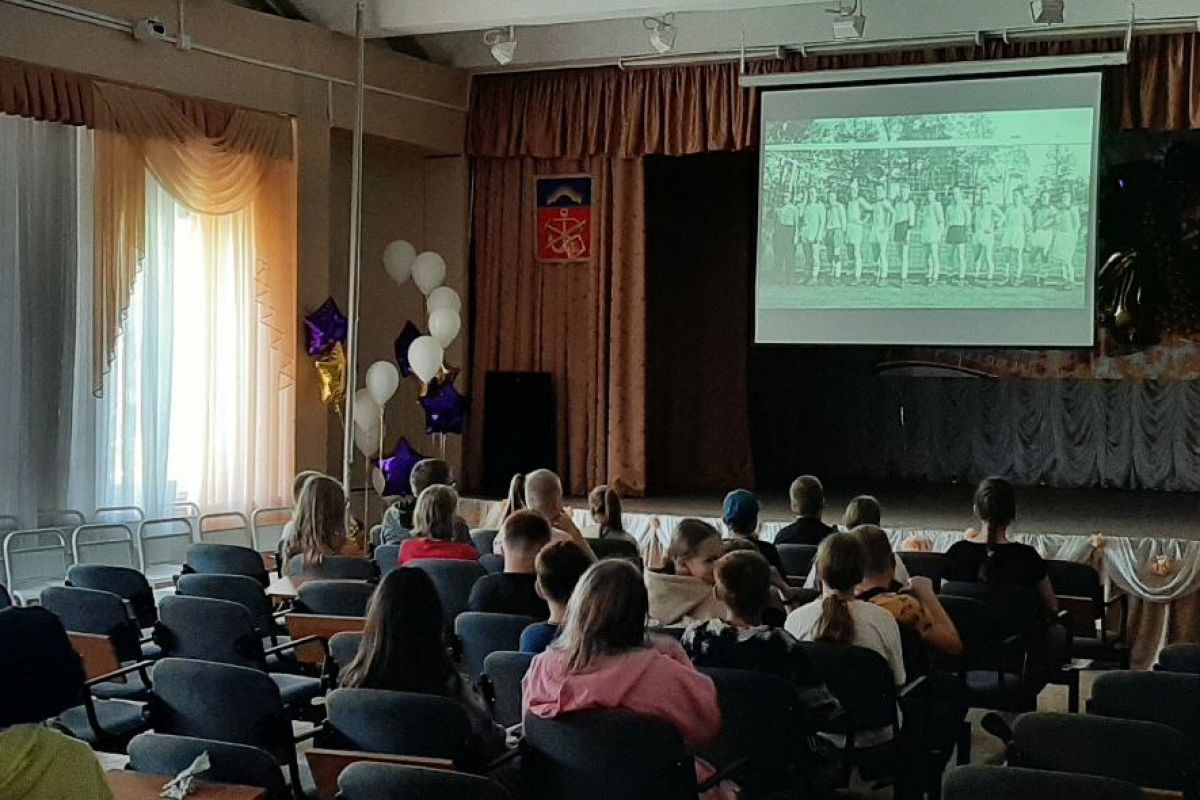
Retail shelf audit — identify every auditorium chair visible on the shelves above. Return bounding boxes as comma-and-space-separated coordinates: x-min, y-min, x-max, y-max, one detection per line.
149, 658, 314, 800
286, 553, 378, 581
40, 585, 155, 699
373, 543, 402, 576
699, 666, 821, 798
1156, 643, 1200, 674
0, 582, 9, 608
176, 572, 289, 647
296, 579, 375, 617
0, 606, 151, 751
1046, 559, 1130, 669
66, 563, 158, 630
943, 765, 1143, 800
456, 612, 542, 685
480, 553, 505, 574
407, 558, 486, 631
523, 709, 725, 800
329, 631, 364, 671
776, 544, 819, 579
1089, 670, 1200, 746
797, 641, 901, 788
155, 594, 326, 713
1008, 712, 1195, 796
127, 732, 290, 800
471, 528, 499, 555
897, 551, 946, 592
185, 542, 270, 586
339, 762, 511, 800
585, 537, 640, 562
481, 650, 534, 728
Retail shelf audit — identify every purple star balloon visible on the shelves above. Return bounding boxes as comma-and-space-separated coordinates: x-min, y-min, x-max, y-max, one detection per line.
420, 378, 469, 435
376, 437, 427, 497
393, 321, 422, 378
304, 297, 348, 357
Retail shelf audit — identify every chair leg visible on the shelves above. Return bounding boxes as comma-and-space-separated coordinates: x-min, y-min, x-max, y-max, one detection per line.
288, 757, 305, 800
1067, 671, 1079, 714
955, 721, 971, 766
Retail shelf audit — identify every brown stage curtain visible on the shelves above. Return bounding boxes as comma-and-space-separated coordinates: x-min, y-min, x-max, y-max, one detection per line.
468, 157, 646, 495
468, 33, 1199, 158
89, 81, 295, 396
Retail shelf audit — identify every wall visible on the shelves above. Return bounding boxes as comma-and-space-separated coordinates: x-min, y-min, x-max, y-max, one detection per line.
0, 0, 471, 485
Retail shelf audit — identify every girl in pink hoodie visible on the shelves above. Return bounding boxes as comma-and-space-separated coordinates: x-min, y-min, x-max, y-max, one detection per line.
522, 559, 735, 799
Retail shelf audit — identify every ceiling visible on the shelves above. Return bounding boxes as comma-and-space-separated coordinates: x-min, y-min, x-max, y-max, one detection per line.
240, 0, 1200, 71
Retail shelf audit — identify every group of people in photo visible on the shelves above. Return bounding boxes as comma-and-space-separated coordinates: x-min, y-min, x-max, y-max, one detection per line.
768, 179, 1086, 289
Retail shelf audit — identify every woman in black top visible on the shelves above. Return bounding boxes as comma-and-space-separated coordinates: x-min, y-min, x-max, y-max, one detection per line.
944, 477, 1058, 616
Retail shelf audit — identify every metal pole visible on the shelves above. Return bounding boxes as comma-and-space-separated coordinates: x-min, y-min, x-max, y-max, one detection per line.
341, 0, 367, 499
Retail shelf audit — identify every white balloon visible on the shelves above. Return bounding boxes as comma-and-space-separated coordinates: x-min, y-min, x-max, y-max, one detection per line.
383, 240, 416, 287
426, 286, 462, 315
355, 423, 383, 457
353, 388, 380, 427
428, 307, 461, 348
365, 361, 401, 406
371, 467, 386, 496
407, 335, 444, 384
412, 252, 447, 295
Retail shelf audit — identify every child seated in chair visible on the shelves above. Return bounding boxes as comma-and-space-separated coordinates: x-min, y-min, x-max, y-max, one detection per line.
520, 540, 593, 654
644, 519, 726, 627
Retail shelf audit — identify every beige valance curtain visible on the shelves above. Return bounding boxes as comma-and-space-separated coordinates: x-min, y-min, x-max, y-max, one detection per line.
89, 81, 295, 395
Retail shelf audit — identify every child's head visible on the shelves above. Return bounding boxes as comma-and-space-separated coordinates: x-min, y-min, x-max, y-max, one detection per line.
974, 477, 1016, 541
535, 540, 593, 611
855, 524, 895, 584
554, 559, 648, 672
292, 470, 325, 504
721, 489, 760, 537
293, 475, 347, 566
588, 485, 624, 534
410, 458, 454, 497
340, 568, 448, 692
525, 469, 564, 520
789, 475, 825, 519
666, 518, 724, 584
501, 509, 552, 569
814, 531, 866, 644
412, 485, 459, 542
714, 550, 772, 624
843, 495, 881, 529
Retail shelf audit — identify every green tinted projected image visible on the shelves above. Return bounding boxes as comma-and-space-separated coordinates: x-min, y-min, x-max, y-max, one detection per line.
758, 108, 1094, 311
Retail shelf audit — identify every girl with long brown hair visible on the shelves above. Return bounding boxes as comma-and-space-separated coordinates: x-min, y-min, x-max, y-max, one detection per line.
282, 474, 348, 574
584, 484, 636, 543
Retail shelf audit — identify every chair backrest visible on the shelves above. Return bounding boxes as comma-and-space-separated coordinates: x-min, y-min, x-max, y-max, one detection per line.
287, 554, 378, 581
127, 732, 289, 800
470, 529, 499, 555
797, 641, 898, 741
936, 594, 1008, 672
155, 594, 265, 670
479, 553, 504, 575
698, 667, 809, 792
941, 580, 1044, 637
176, 573, 276, 635
39, 585, 142, 663
249, 507, 292, 554
185, 543, 268, 585
373, 544, 402, 577
1156, 643, 1200, 674
339, 762, 511, 800
776, 544, 818, 578
1010, 712, 1193, 792
0, 583, 10, 609
406, 559, 486, 629
329, 631, 364, 669
149, 658, 293, 764
455, 612, 542, 685
296, 580, 376, 617
324, 688, 472, 765
585, 538, 639, 561
897, 551, 946, 587
71, 523, 137, 568
66, 564, 157, 629
1090, 670, 1200, 745
943, 765, 1143, 800
286, 614, 365, 665
523, 709, 697, 800
482, 650, 533, 728
1045, 559, 1102, 604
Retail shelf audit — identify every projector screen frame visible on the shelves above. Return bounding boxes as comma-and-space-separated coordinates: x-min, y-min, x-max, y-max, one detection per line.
754, 70, 1105, 349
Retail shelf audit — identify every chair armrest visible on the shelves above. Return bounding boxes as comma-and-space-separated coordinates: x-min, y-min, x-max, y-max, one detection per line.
697, 756, 750, 793
484, 746, 522, 774
265, 634, 328, 659
85, 660, 155, 689
294, 722, 325, 745
898, 676, 928, 698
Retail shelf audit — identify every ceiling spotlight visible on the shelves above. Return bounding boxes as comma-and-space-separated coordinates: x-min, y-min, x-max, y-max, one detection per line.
1030, 0, 1065, 23
483, 26, 517, 65
826, 0, 866, 40
644, 14, 677, 54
